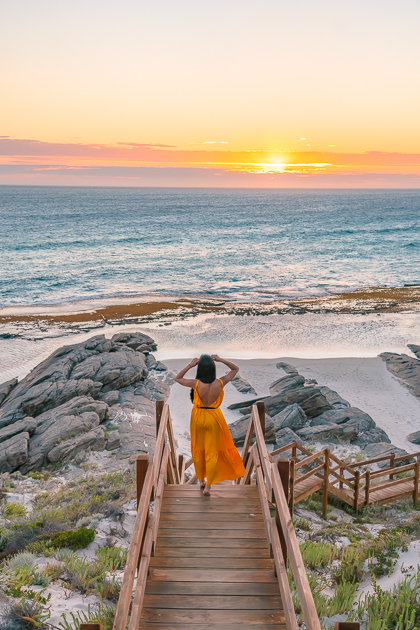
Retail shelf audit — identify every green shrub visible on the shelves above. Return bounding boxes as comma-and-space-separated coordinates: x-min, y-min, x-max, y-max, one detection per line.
7, 552, 37, 571
3, 503, 27, 518
300, 541, 339, 569
294, 517, 311, 531
95, 546, 128, 571
34, 527, 95, 551
59, 600, 115, 630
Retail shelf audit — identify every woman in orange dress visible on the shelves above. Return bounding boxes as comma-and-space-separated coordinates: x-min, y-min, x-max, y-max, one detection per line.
175, 354, 246, 496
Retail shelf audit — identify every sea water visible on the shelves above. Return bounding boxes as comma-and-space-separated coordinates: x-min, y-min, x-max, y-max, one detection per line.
0, 186, 419, 307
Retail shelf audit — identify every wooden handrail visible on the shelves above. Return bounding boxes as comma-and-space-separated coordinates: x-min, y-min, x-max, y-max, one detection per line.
252, 404, 322, 630
296, 463, 325, 484
114, 402, 181, 630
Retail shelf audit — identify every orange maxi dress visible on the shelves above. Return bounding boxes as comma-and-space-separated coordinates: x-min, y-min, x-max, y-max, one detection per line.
190, 379, 246, 485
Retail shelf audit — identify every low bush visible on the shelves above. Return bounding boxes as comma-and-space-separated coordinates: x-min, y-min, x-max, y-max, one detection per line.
3, 503, 27, 518
34, 527, 95, 551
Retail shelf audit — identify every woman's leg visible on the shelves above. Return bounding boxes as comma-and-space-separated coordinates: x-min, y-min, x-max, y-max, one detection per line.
203, 483, 211, 496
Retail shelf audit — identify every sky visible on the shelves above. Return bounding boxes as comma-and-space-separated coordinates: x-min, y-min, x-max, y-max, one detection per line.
1, 0, 420, 187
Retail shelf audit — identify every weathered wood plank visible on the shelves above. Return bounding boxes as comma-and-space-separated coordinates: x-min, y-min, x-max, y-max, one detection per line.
143, 594, 282, 609
157, 537, 268, 547
149, 557, 274, 569
160, 512, 263, 522
154, 547, 269, 558
157, 529, 268, 539
148, 568, 277, 583
138, 624, 286, 630
140, 608, 284, 624
161, 503, 262, 513
144, 581, 280, 596
158, 521, 265, 530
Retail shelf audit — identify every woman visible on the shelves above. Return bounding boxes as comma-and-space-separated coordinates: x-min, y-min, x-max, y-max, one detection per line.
175, 354, 246, 496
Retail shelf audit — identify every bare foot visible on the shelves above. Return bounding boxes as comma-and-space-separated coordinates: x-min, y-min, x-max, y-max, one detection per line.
203, 484, 211, 496
200, 480, 206, 490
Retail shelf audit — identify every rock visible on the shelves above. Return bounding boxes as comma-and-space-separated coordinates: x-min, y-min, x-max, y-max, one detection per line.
352, 427, 391, 447
381, 352, 420, 400
408, 344, 420, 359
227, 397, 268, 411
106, 430, 121, 451
276, 362, 299, 374
240, 386, 332, 419
318, 386, 350, 409
296, 423, 358, 441
0, 378, 18, 406
407, 430, 420, 444
135, 378, 170, 401
0, 417, 37, 444
363, 442, 410, 467
21, 396, 108, 471
275, 427, 303, 449
99, 390, 120, 406
47, 426, 106, 463
0, 334, 150, 429
272, 404, 307, 431
310, 409, 352, 426
229, 414, 275, 446
269, 375, 305, 397
0, 432, 29, 473
231, 375, 257, 396
111, 332, 157, 351
145, 354, 167, 371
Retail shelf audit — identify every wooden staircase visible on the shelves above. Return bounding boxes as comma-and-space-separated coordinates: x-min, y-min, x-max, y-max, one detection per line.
111, 401, 359, 630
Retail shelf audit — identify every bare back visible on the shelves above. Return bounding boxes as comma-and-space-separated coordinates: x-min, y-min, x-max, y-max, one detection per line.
196, 379, 223, 407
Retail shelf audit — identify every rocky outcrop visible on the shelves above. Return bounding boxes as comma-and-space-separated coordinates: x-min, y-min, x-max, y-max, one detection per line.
381, 351, 420, 400
240, 386, 332, 419
272, 404, 307, 431
269, 374, 305, 397
275, 427, 303, 449
318, 386, 350, 409
0, 332, 163, 471
297, 422, 359, 442
408, 344, 420, 359
106, 430, 121, 451
352, 427, 391, 447
276, 362, 299, 375
406, 430, 420, 445
0, 432, 29, 473
363, 442, 410, 467
231, 375, 257, 396
0, 378, 18, 406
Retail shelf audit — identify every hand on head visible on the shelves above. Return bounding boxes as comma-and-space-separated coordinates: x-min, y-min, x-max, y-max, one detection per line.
211, 354, 221, 362
189, 357, 199, 367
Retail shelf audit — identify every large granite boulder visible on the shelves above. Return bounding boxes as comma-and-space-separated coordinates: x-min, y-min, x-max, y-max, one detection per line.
21, 396, 107, 471
145, 354, 168, 372
363, 442, 412, 467
229, 414, 275, 446
310, 409, 353, 426
0, 432, 29, 473
381, 352, 420, 400
0, 378, 18, 406
0, 417, 37, 444
352, 427, 391, 447
297, 422, 359, 442
269, 374, 305, 397
408, 344, 420, 360
240, 386, 332, 419
47, 426, 106, 463
272, 404, 307, 431
276, 362, 299, 375
318, 386, 350, 409
231, 375, 257, 396
407, 430, 420, 445
274, 427, 303, 449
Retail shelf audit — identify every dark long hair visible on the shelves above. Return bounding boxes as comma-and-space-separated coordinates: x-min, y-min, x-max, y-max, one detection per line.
190, 354, 216, 403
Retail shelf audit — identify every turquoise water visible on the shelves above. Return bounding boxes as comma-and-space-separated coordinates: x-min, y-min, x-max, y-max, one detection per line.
0, 186, 419, 307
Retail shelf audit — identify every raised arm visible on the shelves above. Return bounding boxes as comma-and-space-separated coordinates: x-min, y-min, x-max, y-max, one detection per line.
211, 355, 239, 386
174, 357, 199, 388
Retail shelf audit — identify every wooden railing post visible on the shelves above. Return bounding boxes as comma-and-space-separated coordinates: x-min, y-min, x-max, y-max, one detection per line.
389, 453, 395, 480
276, 459, 290, 565
354, 470, 360, 514
334, 623, 360, 630
323, 449, 330, 519
80, 624, 103, 630
365, 470, 371, 507
290, 459, 295, 518
137, 455, 149, 508
339, 467, 344, 490
414, 462, 419, 508
292, 443, 297, 459
178, 454, 185, 484
256, 400, 266, 437
156, 400, 164, 437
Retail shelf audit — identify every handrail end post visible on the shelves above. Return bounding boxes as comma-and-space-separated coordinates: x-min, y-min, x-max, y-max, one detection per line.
155, 400, 165, 437
136, 454, 149, 508
334, 623, 360, 630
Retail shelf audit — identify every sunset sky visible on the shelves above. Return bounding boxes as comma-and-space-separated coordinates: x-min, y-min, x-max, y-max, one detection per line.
1, 0, 420, 187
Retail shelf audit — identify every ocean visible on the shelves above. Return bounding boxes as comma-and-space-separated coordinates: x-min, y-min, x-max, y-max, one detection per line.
0, 186, 419, 308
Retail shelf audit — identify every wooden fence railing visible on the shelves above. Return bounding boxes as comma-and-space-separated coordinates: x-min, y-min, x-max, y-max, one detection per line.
112, 401, 181, 630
